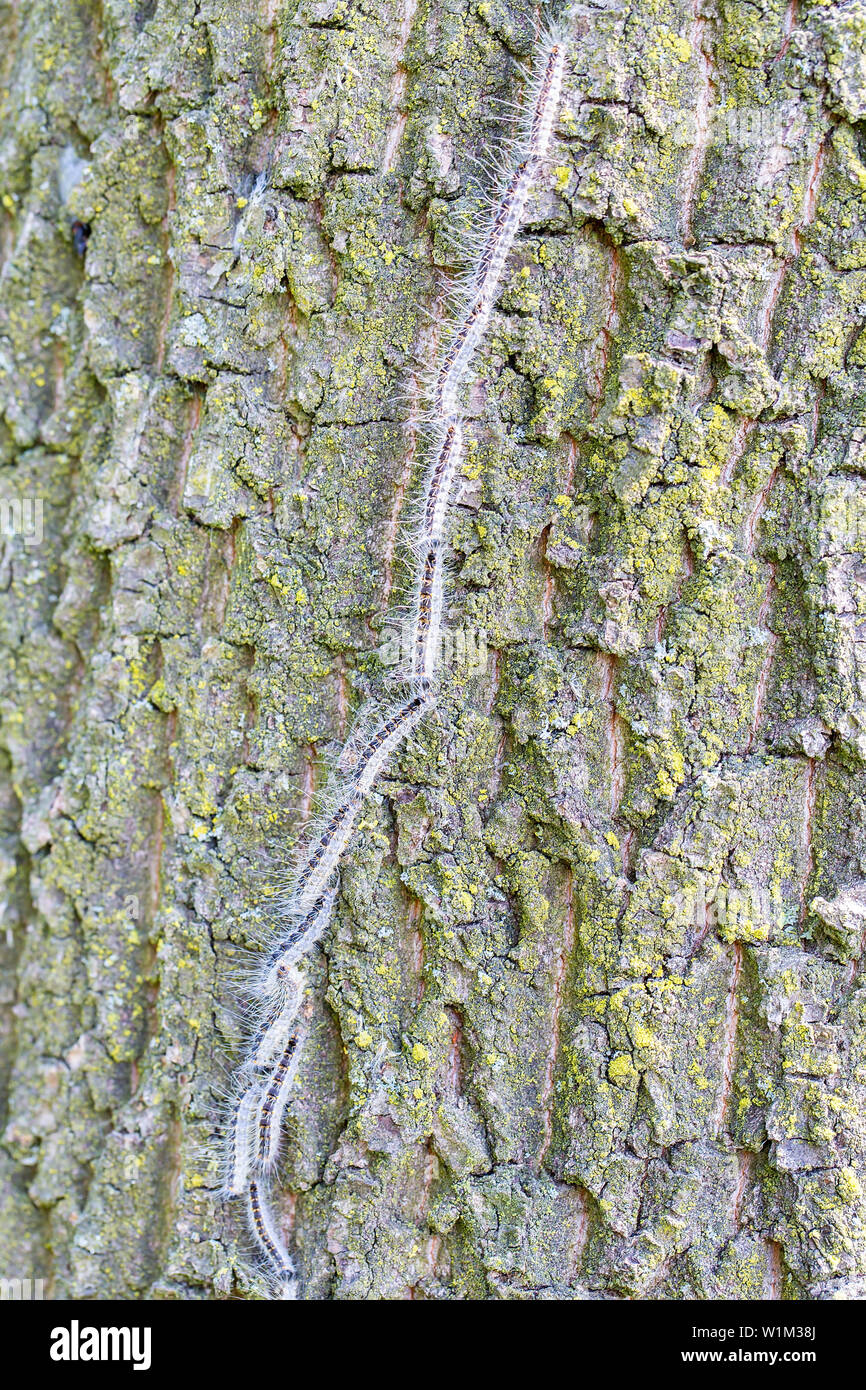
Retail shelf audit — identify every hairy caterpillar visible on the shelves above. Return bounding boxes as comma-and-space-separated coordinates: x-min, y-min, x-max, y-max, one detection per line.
425, 40, 566, 420
289, 792, 363, 913
410, 546, 446, 687
253, 887, 338, 999
347, 694, 430, 795
256, 1029, 306, 1170
421, 419, 464, 545
247, 1179, 296, 1299
222, 21, 568, 1299
223, 1082, 262, 1198
243, 969, 304, 1070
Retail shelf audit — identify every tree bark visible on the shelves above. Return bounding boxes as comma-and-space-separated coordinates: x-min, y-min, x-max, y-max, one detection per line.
1, 0, 865, 1300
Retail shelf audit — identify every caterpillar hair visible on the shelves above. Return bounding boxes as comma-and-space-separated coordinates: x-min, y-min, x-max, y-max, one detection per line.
523, 39, 566, 160
288, 792, 363, 913
410, 545, 446, 688
246, 1179, 296, 1298
349, 694, 432, 796
243, 970, 305, 1071
430, 299, 488, 417
422, 419, 465, 547
256, 886, 339, 995
461, 158, 538, 305
256, 1028, 306, 1171
223, 1081, 262, 1198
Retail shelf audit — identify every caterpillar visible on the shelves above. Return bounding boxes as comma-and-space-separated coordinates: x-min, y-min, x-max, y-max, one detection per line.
223, 1082, 262, 1199
243, 969, 304, 1070
247, 1179, 296, 1299
253, 887, 338, 1000
256, 1029, 306, 1170
421, 419, 464, 545
463, 159, 537, 304
222, 21, 569, 1299
410, 546, 446, 687
288, 792, 363, 913
348, 694, 430, 796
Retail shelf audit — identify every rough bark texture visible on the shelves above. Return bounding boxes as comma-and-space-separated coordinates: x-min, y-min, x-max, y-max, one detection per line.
1, 0, 866, 1301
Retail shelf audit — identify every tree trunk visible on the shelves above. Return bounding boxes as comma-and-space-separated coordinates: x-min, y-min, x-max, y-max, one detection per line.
1, 0, 865, 1301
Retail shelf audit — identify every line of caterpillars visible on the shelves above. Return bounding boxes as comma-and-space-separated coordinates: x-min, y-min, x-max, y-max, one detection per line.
222, 33, 566, 1299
